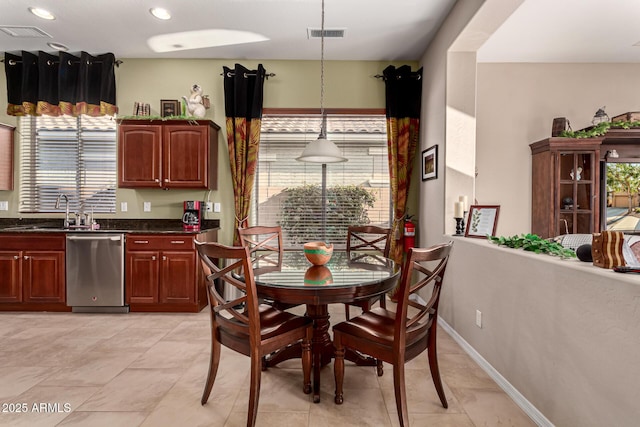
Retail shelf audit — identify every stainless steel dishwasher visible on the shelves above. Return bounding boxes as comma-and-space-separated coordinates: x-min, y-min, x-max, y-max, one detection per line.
66, 233, 129, 313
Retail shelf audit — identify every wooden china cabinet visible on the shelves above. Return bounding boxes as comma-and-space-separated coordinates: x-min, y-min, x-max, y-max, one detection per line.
530, 137, 603, 239
118, 119, 219, 189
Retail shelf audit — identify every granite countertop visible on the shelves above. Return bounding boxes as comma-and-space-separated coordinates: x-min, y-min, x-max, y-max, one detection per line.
0, 218, 220, 234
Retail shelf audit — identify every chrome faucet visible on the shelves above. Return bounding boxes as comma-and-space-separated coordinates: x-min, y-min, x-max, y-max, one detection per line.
55, 194, 70, 228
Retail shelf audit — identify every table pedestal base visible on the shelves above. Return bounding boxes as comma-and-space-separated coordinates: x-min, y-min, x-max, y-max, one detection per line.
263, 303, 379, 403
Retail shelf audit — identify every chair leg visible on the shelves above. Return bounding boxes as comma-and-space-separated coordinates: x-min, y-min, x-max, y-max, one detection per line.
302, 328, 312, 394
374, 296, 385, 376
247, 353, 262, 427
345, 304, 351, 320
333, 336, 345, 404
201, 330, 221, 405
428, 341, 448, 408
393, 361, 409, 427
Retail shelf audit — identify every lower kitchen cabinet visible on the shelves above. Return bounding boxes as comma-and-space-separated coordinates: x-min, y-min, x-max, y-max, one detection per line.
0, 251, 21, 303
23, 251, 66, 303
125, 233, 213, 312
0, 234, 68, 311
159, 251, 196, 304
126, 250, 159, 304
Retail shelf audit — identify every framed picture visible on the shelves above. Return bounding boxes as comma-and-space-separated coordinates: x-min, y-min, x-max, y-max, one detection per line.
465, 205, 500, 238
160, 99, 180, 117
422, 145, 437, 181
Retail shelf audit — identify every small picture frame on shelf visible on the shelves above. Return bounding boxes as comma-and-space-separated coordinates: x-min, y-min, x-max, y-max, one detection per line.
160, 99, 180, 117
465, 205, 500, 238
422, 145, 438, 181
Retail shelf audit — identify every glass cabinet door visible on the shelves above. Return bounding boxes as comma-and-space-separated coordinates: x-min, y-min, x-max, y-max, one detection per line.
558, 152, 594, 234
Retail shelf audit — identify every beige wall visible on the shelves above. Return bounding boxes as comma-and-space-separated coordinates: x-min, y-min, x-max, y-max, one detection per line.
420, 1, 640, 425
0, 59, 413, 245
477, 62, 640, 235
443, 238, 640, 427
418, 0, 487, 244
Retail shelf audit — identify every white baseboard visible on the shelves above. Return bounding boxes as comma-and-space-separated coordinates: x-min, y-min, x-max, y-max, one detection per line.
438, 317, 554, 427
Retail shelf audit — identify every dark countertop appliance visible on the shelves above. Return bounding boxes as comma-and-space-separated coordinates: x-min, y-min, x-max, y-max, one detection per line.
183, 200, 204, 232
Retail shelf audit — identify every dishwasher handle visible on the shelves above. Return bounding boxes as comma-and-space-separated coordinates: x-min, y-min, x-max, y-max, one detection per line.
67, 235, 122, 242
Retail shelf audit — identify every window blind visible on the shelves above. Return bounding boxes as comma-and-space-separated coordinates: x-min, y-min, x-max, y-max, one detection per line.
19, 115, 117, 213
254, 114, 390, 248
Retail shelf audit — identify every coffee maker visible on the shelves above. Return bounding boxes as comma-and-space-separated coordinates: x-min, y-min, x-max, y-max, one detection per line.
182, 200, 204, 231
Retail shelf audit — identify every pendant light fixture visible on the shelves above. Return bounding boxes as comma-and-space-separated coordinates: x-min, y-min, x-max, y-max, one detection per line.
296, 0, 347, 163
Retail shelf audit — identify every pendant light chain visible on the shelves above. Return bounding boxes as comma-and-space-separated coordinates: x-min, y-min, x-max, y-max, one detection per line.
320, 0, 326, 138
295, 0, 346, 163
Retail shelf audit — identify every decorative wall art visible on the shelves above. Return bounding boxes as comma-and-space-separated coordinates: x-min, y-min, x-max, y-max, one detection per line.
465, 205, 500, 238
422, 145, 437, 181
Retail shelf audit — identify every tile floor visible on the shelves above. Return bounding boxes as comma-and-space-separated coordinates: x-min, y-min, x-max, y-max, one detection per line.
0, 304, 536, 427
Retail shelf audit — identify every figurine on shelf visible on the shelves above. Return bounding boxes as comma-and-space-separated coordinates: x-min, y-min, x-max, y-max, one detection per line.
570, 167, 583, 181
182, 84, 206, 118
562, 197, 574, 210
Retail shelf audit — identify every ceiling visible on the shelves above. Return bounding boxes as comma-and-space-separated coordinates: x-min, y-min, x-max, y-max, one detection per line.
0, 0, 457, 61
3, 0, 639, 65
478, 0, 640, 63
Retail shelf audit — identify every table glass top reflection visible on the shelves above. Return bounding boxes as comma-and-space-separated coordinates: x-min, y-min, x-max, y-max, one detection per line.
252, 250, 398, 289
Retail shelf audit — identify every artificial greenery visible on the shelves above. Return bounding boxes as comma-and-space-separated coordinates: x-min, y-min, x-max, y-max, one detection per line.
116, 115, 202, 121
559, 120, 640, 139
487, 233, 576, 259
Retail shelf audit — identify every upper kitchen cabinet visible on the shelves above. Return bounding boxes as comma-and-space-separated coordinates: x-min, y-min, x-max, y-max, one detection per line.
0, 123, 15, 190
118, 119, 219, 189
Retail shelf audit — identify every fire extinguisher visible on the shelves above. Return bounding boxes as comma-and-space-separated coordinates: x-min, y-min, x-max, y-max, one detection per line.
403, 215, 415, 252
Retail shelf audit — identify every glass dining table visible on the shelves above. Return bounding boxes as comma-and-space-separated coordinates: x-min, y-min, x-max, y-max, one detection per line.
252, 250, 400, 403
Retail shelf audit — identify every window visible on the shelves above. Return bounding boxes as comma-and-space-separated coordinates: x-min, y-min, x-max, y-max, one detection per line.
254, 112, 390, 248
19, 115, 117, 213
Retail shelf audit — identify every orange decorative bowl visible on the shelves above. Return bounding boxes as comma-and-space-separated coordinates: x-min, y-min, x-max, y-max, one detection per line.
304, 265, 333, 285
303, 241, 334, 266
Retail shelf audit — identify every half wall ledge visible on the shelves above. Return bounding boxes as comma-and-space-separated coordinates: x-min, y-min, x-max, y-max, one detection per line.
441, 236, 639, 427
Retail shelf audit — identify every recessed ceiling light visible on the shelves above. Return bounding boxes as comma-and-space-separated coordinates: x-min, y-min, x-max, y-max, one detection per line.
47, 42, 68, 51
148, 29, 268, 53
150, 8, 171, 20
29, 7, 55, 20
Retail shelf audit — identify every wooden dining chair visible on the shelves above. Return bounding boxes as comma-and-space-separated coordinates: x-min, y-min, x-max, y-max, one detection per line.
238, 225, 298, 312
195, 241, 312, 427
344, 225, 392, 320
238, 225, 284, 270
333, 242, 453, 427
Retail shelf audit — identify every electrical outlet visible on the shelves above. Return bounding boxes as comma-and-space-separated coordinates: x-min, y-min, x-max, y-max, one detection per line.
120, 202, 128, 212
476, 310, 482, 328
143, 202, 151, 212
0, 201, 8, 211
206, 202, 213, 212
214, 202, 221, 213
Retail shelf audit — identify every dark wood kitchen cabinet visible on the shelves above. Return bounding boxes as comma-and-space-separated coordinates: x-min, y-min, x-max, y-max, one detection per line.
0, 234, 68, 311
125, 231, 216, 312
530, 137, 603, 239
118, 119, 219, 189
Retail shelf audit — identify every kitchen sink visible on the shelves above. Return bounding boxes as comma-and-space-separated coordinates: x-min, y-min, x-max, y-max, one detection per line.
2, 224, 122, 233
2, 222, 65, 231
